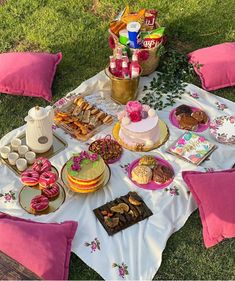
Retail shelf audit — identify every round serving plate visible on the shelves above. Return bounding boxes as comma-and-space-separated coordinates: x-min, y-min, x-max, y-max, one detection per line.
19, 181, 66, 216
128, 156, 174, 190
169, 106, 210, 132
112, 119, 169, 152
60, 163, 111, 194
209, 115, 235, 144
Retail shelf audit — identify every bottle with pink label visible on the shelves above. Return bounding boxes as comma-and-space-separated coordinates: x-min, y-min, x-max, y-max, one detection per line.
115, 47, 123, 77
129, 52, 141, 78
122, 60, 130, 79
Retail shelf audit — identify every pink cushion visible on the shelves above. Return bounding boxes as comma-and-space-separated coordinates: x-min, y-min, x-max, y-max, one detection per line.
0, 52, 62, 101
188, 42, 235, 91
0, 212, 77, 280
182, 169, 235, 248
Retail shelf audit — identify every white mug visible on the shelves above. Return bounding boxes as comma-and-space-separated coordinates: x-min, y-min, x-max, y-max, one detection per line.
8, 152, 19, 165
16, 158, 27, 172
0, 146, 11, 159
18, 145, 29, 157
11, 138, 22, 151
25, 151, 36, 164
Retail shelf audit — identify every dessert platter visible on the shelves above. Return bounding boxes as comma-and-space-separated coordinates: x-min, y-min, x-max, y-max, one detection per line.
128, 155, 174, 190
54, 96, 115, 141
209, 115, 235, 144
61, 151, 111, 193
93, 191, 153, 235
113, 101, 169, 151
169, 104, 209, 132
19, 157, 66, 215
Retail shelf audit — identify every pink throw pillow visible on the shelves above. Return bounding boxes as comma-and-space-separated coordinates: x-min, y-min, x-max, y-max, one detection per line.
0, 52, 62, 101
188, 42, 235, 91
182, 169, 235, 248
0, 212, 77, 280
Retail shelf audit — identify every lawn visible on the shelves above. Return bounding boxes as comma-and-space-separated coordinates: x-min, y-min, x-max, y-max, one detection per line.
0, 0, 235, 279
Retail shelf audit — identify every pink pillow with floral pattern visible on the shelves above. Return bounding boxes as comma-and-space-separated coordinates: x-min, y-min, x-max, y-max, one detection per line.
182, 169, 235, 248
0, 212, 77, 280
0, 52, 62, 101
188, 42, 235, 91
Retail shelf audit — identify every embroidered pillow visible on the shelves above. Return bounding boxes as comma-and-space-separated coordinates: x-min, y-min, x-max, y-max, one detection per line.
0, 52, 62, 101
182, 169, 235, 248
0, 212, 77, 280
188, 42, 235, 91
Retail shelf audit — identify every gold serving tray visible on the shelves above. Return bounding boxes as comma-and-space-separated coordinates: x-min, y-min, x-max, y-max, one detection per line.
1, 133, 67, 176
19, 182, 66, 216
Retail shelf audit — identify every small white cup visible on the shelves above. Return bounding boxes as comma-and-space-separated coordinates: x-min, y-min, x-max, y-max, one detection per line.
18, 145, 29, 157
25, 151, 36, 164
16, 158, 28, 172
0, 146, 11, 159
8, 152, 19, 165
11, 138, 22, 152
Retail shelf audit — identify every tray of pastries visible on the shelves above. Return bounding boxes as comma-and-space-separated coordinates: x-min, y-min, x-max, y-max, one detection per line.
54, 96, 115, 141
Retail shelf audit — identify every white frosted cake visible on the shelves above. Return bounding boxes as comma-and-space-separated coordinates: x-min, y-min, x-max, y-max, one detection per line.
117, 101, 160, 150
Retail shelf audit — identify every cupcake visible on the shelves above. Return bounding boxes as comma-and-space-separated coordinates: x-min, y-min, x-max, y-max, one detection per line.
138, 155, 157, 169
152, 164, 174, 184
131, 165, 152, 184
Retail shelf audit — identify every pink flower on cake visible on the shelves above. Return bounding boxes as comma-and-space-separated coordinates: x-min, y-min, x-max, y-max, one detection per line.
126, 101, 142, 114
142, 104, 150, 111
89, 153, 98, 161
129, 111, 142, 122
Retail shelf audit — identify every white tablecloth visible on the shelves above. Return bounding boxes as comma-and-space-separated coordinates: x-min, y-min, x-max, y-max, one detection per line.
1, 71, 235, 280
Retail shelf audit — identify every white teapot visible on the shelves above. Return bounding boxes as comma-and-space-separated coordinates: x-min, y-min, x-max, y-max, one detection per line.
25, 106, 54, 153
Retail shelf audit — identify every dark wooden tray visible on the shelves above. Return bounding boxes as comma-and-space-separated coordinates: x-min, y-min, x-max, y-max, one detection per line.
1, 132, 67, 176
93, 192, 153, 236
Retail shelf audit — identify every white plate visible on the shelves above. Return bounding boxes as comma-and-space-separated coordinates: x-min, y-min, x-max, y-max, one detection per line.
210, 115, 235, 144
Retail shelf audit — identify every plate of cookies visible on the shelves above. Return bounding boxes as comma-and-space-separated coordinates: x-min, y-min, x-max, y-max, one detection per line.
54, 96, 115, 141
169, 104, 209, 132
128, 155, 174, 190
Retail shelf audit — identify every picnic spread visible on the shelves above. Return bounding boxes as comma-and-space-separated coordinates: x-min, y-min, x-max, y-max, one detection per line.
0, 5, 235, 281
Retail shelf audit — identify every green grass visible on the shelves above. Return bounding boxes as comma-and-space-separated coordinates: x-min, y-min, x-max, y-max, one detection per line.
0, 0, 235, 279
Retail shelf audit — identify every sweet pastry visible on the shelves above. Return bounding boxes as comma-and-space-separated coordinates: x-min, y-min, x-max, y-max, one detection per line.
30, 195, 49, 213
152, 164, 174, 184
178, 115, 198, 131
118, 101, 161, 150
65, 150, 106, 192
131, 165, 152, 184
175, 104, 193, 120
32, 157, 51, 174
39, 171, 57, 188
191, 110, 209, 124
21, 169, 40, 186
42, 183, 60, 199
138, 155, 157, 168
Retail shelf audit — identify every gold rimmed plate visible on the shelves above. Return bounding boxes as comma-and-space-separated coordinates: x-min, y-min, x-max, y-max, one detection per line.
60, 163, 111, 194
112, 119, 170, 152
19, 182, 66, 216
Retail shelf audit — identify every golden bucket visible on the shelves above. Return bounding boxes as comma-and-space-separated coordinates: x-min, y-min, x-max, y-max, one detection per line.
105, 67, 141, 105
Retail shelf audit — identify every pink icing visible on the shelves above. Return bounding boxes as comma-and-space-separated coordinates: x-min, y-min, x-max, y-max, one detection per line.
21, 169, 39, 185
39, 171, 57, 188
42, 183, 60, 198
32, 157, 52, 174
126, 101, 142, 114
30, 195, 49, 211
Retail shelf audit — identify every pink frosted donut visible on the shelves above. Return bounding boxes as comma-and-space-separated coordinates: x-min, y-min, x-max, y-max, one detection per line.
39, 171, 57, 188
30, 195, 49, 213
32, 157, 51, 174
42, 183, 60, 199
21, 169, 39, 186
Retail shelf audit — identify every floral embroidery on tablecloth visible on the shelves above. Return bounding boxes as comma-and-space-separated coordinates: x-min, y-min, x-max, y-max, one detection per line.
52, 124, 58, 131
112, 262, 129, 279
0, 190, 16, 203
120, 163, 130, 174
84, 238, 100, 253
165, 186, 179, 196
188, 92, 199, 99
215, 101, 228, 111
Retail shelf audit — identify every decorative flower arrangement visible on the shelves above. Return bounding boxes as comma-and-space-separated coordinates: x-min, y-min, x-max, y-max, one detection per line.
71, 151, 99, 171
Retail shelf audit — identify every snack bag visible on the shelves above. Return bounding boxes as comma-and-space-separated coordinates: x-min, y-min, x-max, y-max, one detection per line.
141, 27, 165, 49
144, 9, 158, 29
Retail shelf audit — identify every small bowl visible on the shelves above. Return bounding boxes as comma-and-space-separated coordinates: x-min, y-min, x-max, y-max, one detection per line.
11, 138, 22, 151
0, 146, 11, 159
18, 145, 29, 157
16, 158, 27, 172
8, 152, 19, 165
25, 151, 36, 164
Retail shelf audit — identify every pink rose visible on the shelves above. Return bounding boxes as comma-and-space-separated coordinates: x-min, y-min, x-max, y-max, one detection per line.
126, 101, 142, 114
142, 104, 150, 111
129, 111, 142, 122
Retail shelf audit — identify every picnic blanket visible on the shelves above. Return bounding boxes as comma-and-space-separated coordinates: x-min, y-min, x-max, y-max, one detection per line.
1, 71, 235, 280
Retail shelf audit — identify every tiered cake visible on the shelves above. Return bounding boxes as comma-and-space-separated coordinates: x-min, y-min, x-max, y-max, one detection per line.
117, 101, 160, 150
65, 151, 107, 193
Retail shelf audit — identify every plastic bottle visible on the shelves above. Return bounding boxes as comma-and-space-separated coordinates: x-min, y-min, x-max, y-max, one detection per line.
130, 53, 141, 78
122, 61, 130, 79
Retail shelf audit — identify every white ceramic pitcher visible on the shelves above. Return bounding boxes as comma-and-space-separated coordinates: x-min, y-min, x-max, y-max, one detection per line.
25, 106, 54, 153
